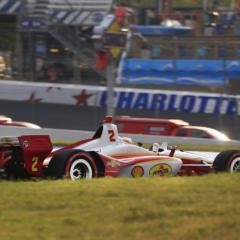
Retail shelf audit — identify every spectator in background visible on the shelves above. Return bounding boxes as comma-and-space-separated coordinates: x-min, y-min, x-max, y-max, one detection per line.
178, 45, 186, 57
0, 56, 6, 78
197, 46, 207, 58
212, 0, 219, 9
95, 50, 108, 70
114, 4, 126, 27
150, 45, 161, 58
218, 45, 225, 58
47, 66, 58, 82
141, 41, 150, 59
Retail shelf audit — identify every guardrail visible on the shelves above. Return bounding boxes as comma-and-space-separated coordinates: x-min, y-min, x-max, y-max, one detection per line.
0, 126, 240, 151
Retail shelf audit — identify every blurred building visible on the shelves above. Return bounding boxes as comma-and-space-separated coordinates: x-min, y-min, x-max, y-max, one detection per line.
0, 0, 133, 84
0, 0, 240, 137
117, 0, 240, 94
0, 0, 239, 92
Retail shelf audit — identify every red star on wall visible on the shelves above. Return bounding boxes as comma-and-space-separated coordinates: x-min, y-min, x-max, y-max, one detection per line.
27, 92, 42, 103
73, 90, 94, 106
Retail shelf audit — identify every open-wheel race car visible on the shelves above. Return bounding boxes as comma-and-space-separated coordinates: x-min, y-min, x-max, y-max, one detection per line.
0, 116, 239, 180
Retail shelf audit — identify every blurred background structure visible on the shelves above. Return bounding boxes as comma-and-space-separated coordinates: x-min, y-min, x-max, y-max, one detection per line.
0, 0, 238, 88
0, 0, 240, 138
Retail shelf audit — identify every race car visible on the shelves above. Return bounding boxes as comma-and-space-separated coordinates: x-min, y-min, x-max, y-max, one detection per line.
0, 114, 41, 129
0, 116, 239, 180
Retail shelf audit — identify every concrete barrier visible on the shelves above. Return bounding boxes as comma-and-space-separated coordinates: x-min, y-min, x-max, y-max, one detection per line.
0, 126, 92, 143
0, 126, 240, 150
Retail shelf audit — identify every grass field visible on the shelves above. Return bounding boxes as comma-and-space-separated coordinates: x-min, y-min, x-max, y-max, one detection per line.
0, 174, 239, 240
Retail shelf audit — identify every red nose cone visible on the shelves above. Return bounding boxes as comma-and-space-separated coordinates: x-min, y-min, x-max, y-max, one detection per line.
103, 116, 113, 123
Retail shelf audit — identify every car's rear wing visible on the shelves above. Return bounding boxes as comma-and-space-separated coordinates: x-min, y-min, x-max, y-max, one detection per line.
0, 135, 53, 176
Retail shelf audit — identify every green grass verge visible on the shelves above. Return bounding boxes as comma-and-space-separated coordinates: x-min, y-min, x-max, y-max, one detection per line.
0, 174, 239, 240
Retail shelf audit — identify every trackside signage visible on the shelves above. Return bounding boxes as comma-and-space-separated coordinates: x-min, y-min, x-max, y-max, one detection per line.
0, 80, 240, 115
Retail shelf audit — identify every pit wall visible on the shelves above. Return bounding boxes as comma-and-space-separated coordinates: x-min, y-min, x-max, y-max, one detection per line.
0, 80, 239, 139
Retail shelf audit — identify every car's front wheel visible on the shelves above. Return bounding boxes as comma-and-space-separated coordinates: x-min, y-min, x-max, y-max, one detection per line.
213, 150, 240, 173
47, 150, 98, 180
67, 158, 93, 180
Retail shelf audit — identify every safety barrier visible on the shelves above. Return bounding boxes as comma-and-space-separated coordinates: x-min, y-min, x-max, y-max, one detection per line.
0, 80, 240, 116
0, 126, 240, 151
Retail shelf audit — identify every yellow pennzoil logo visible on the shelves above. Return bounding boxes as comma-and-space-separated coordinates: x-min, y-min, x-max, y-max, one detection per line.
149, 164, 172, 177
131, 166, 144, 178
106, 160, 120, 168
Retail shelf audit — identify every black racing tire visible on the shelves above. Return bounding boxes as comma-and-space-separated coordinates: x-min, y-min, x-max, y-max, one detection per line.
213, 150, 240, 173
47, 150, 98, 180
47, 150, 84, 178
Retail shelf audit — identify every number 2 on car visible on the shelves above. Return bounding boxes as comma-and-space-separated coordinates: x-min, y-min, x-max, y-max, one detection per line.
32, 157, 39, 172
108, 130, 116, 142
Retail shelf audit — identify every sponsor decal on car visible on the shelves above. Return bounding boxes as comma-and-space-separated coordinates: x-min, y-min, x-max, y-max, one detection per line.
131, 166, 144, 178
22, 140, 29, 148
1, 81, 240, 115
106, 160, 121, 168
149, 164, 172, 176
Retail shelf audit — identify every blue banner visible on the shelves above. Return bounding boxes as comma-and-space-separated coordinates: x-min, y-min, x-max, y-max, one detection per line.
99, 89, 240, 115
0, 80, 239, 116
120, 59, 240, 86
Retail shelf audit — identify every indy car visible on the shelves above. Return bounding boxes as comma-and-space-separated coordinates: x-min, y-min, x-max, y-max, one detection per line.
0, 116, 239, 180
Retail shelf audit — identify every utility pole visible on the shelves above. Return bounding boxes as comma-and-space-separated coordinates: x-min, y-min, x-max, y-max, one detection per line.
106, 52, 115, 118
16, 0, 25, 80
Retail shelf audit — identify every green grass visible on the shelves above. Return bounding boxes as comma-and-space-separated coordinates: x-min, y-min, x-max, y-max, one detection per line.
0, 174, 240, 240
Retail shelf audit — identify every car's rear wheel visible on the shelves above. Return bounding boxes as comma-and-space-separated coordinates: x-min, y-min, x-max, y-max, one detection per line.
213, 150, 240, 173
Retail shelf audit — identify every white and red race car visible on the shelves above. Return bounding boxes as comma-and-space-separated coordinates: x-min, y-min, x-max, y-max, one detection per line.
0, 116, 239, 180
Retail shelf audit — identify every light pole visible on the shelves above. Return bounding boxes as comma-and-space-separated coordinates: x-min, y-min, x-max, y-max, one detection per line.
106, 52, 115, 118
16, 0, 26, 80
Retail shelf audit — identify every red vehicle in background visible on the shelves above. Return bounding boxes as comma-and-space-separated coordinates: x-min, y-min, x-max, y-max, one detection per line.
0, 115, 41, 129
115, 116, 230, 141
